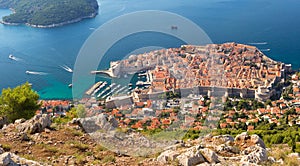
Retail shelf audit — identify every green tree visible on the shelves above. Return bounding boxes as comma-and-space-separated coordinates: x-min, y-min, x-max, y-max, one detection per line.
0, 82, 40, 122
76, 104, 86, 118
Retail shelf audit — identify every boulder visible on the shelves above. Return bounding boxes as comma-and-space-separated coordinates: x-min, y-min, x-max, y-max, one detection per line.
16, 114, 51, 134
14, 118, 26, 124
240, 145, 268, 164
216, 144, 239, 155
212, 135, 234, 145
249, 134, 265, 149
0, 152, 11, 166
199, 148, 220, 163
268, 156, 276, 163
0, 146, 4, 154
79, 114, 118, 133
157, 150, 180, 163
234, 132, 265, 149
0, 152, 42, 166
177, 146, 206, 166
288, 152, 300, 158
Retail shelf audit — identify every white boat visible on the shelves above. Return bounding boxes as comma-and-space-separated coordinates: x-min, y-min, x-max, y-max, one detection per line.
8, 54, 17, 61
68, 84, 72, 87
248, 42, 268, 45
25, 71, 48, 75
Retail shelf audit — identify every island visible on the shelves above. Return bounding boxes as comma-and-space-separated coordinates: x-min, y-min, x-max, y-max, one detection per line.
0, 0, 98, 28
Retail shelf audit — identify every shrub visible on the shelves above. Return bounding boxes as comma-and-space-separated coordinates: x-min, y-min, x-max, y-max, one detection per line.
0, 82, 40, 123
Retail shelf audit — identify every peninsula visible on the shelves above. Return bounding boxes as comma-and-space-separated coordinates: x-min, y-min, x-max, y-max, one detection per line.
0, 0, 98, 28
97, 43, 292, 101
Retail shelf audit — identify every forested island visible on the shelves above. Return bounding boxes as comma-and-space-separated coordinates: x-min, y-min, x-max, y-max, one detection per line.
0, 0, 99, 28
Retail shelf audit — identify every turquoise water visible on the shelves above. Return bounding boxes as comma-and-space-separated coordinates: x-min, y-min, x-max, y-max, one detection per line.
0, 0, 299, 99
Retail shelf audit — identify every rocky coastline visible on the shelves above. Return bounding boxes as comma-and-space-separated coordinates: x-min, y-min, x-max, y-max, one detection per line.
0, 12, 98, 28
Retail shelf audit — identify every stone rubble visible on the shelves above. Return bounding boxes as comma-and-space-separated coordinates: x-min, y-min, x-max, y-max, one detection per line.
157, 132, 270, 166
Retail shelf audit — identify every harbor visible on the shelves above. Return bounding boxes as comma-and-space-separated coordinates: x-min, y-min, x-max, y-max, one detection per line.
85, 70, 153, 100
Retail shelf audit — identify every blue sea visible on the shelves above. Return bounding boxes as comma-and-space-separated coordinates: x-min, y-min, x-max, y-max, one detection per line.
0, 0, 299, 99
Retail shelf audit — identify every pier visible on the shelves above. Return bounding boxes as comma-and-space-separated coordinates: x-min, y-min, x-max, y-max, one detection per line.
85, 82, 102, 96
91, 69, 116, 78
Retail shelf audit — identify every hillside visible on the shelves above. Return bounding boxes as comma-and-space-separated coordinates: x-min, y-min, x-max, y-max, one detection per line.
0, 114, 299, 165
0, 0, 98, 27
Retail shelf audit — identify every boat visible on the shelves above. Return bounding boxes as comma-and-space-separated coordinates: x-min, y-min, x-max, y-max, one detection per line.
115, 86, 127, 94
8, 54, 17, 61
171, 25, 178, 30
97, 86, 110, 98
68, 84, 72, 88
25, 71, 48, 75
248, 42, 267, 45
261, 49, 271, 52
111, 84, 121, 93
60, 65, 73, 73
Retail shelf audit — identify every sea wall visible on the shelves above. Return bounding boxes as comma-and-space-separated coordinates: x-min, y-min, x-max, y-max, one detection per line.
137, 86, 256, 102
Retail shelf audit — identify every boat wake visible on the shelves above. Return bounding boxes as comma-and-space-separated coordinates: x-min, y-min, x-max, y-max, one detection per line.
248, 42, 268, 45
25, 71, 48, 75
261, 49, 271, 52
60, 65, 73, 73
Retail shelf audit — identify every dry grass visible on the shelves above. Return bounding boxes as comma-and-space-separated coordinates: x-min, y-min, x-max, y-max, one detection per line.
267, 144, 300, 166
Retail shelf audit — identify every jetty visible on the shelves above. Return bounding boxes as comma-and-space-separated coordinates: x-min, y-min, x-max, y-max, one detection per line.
85, 81, 102, 96
90, 70, 116, 77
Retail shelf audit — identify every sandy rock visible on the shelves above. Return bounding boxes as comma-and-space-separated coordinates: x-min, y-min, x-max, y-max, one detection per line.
288, 152, 300, 158
216, 144, 239, 155
240, 145, 267, 164
79, 114, 118, 133
199, 148, 220, 163
249, 134, 265, 149
0, 152, 43, 166
177, 146, 205, 166
234, 132, 265, 149
20, 132, 30, 141
0, 152, 11, 165
14, 118, 26, 124
16, 114, 51, 134
0, 147, 4, 154
212, 135, 234, 145
276, 158, 284, 165
268, 156, 275, 163
157, 150, 180, 163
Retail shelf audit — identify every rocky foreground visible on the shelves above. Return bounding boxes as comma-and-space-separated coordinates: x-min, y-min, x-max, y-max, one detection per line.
157, 133, 269, 166
0, 114, 299, 165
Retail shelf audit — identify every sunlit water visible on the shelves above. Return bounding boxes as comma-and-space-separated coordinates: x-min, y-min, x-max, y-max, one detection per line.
0, 0, 299, 99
